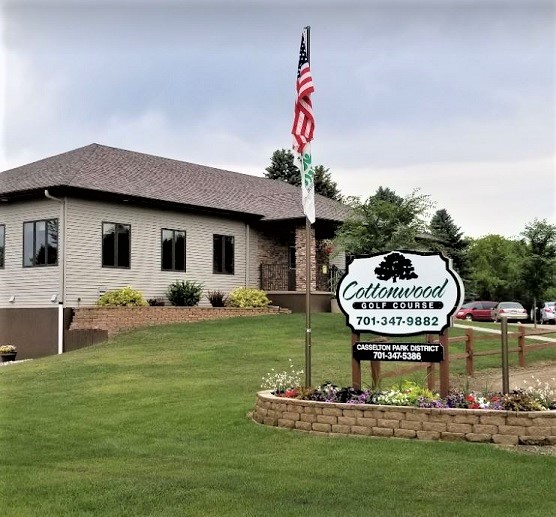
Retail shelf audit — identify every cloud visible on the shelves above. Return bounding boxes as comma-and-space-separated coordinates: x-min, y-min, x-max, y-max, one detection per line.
0, 1, 553, 239
333, 156, 555, 238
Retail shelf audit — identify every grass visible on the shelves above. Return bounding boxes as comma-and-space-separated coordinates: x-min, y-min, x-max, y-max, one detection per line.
1, 313, 555, 516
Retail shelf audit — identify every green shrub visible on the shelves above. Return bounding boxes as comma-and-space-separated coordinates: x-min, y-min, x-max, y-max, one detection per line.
228, 287, 270, 308
166, 280, 203, 306
207, 290, 228, 307
97, 286, 148, 307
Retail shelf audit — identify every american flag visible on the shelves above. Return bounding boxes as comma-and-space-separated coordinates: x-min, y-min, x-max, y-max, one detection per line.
291, 30, 315, 153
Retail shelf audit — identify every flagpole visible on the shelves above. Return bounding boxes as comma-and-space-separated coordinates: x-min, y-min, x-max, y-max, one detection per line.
304, 25, 312, 388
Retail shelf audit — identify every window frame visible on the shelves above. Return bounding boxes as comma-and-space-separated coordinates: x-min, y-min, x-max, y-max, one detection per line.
213, 234, 235, 275
101, 221, 131, 269
22, 218, 58, 268
161, 228, 187, 272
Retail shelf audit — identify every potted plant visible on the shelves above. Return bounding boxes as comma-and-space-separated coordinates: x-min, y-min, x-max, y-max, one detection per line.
0, 344, 17, 362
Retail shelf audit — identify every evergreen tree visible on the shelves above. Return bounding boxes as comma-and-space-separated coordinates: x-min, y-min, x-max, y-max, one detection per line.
428, 209, 469, 279
264, 149, 300, 186
264, 149, 342, 201
313, 165, 342, 201
373, 186, 404, 205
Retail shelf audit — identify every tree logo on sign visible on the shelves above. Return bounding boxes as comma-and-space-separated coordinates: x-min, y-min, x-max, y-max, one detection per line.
374, 252, 418, 283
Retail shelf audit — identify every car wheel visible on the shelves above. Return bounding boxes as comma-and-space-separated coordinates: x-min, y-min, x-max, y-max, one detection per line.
465, 314, 473, 321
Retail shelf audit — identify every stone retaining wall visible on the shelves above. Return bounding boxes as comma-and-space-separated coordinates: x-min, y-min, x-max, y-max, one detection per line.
71, 306, 290, 336
254, 391, 556, 446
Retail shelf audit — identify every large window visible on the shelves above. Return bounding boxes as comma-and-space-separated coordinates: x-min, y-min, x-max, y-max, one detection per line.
102, 222, 130, 268
0, 224, 4, 268
213, 234, 234, 275
23, 219, 58, 267
161, 229, 186, 271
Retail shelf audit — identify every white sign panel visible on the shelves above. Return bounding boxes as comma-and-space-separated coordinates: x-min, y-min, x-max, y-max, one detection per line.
336, 251, 464, 336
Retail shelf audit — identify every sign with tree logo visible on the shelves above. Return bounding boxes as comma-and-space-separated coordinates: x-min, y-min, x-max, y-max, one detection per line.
336, 251, 464, 336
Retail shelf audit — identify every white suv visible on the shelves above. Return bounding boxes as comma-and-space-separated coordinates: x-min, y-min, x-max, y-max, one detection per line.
539, 301, 555, 324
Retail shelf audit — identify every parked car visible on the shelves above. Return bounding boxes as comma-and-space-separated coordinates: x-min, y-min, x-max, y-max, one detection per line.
491, 302, 528, 322
455, 301, 498, 321
539, 301, 556, 324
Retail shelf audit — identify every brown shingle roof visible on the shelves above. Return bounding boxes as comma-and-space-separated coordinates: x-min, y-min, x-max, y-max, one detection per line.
0, 144, 349, 222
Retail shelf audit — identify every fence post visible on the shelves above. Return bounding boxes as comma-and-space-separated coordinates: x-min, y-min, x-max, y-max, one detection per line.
351, 332, 361, 390
370, 360, 381, 390
518, 326, 526, 367
465, 328, 474, 377
500, 317, 510, 394
426, 334, 435, 391
439, 329, 450, 398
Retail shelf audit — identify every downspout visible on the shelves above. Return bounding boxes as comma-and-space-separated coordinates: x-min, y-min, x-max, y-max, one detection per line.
44, 190, 65, 355
245, 223, 250, 287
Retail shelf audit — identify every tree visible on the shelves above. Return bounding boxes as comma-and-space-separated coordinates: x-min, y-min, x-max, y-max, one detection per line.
264, 149, 342, 200
466, 235, 524, 301
313, 165, 342, 201
264, 149, 301, 186
428, 208, 470, 279
520, 219, 556, 314
372, 186, 404, 205
333, 187, 433, 255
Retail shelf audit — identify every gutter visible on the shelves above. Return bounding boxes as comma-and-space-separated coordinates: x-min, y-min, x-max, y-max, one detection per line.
44, 189, 66, 355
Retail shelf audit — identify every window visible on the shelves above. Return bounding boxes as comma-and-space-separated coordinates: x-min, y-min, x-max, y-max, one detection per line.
23, 219, 58, 267
213, 234, 234, 274
0, 224, 4, 268
102, 222, 130, 268
161, 229, 186, 271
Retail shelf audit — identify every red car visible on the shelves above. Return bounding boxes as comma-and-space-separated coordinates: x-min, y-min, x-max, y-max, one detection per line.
455, 301, 498, 321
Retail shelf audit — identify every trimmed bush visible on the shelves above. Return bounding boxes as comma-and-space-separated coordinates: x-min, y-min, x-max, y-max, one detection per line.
228, 287, 270, 308
207, 290, 228, 307
97, 286, 148, 307
166, 280, 204, 307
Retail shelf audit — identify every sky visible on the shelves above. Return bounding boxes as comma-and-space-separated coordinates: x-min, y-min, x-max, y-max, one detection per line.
0, 0, 554, 239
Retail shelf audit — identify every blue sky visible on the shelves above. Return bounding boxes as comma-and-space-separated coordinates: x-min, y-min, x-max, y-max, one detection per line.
0, 0, 554, 238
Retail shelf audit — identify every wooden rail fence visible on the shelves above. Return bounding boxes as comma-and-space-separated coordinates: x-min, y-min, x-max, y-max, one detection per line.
378, 326, 556, 391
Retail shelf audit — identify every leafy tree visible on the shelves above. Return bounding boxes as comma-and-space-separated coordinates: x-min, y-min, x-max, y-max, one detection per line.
264, 149, 342, 200
520, 218, 556, 312
333, 187, 433, 255
428, 208, 470, 279
466, 235, 524, 301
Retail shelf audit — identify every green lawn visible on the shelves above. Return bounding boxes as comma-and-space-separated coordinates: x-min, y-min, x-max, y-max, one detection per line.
1, 314, 555, 516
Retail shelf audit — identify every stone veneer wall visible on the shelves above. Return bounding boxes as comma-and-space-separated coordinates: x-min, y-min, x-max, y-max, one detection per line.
257, 230, 291, 266
71, 306, 290, 337
295, 225, 316, 291
254, 391, 556, 446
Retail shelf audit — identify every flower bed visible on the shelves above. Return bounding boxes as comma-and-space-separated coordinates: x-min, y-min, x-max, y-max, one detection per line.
253, 391, 556, 446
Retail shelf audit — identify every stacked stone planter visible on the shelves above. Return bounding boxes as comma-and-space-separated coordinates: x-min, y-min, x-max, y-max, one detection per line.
254, 391, 556, 446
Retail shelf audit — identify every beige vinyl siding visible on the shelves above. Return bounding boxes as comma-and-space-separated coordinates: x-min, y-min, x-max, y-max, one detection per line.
64, 199, 252, 306
330, 252, 345, 270
0, 199, 61, 308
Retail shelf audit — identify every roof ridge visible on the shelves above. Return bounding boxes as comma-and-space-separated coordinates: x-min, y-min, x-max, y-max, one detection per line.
65, 143, 102, 186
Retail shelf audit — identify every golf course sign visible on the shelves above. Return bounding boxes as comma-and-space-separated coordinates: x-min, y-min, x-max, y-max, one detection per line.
336, 251, 464, 336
